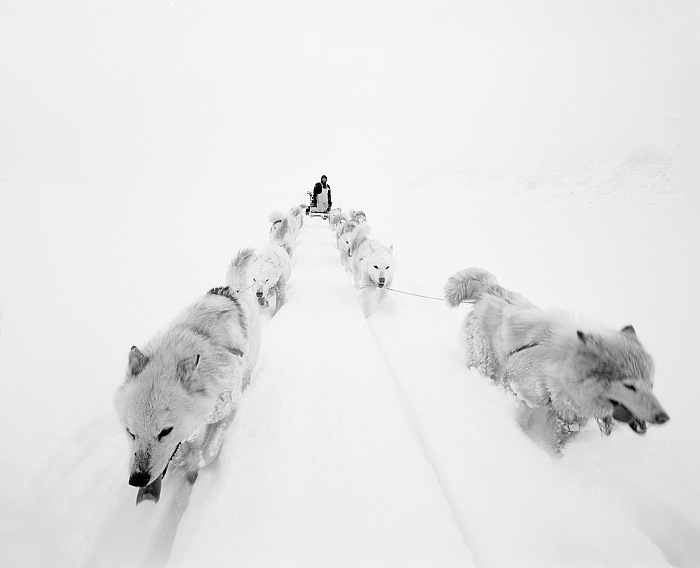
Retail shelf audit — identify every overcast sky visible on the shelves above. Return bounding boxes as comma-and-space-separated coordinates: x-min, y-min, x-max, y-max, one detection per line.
1, 0, 699, 197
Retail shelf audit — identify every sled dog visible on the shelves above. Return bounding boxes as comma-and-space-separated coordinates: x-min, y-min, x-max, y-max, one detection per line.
349, 209, 367, 223
444, 267, 669, 453
268, 210, 285, 230
285, 205, 306, 236
115, 249, 261, 504
352, 234, 395, 317
336, 220, 362, 269
329, 208, 347, 229
250, 244, 291, 316
269, 214, 294, 257
336, 219, 359, 245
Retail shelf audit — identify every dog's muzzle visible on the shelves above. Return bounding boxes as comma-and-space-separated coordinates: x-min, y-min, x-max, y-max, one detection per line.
378, 278, 385, 288
610, 400, 635, 424
129, 470, 151, 487
129, 441, 181, 488
609, 400, 669, 435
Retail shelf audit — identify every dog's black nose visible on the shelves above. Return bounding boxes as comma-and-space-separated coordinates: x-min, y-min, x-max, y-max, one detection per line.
129, 471, 151, 487
654, 412, 670, 424
256, 291, 263, 297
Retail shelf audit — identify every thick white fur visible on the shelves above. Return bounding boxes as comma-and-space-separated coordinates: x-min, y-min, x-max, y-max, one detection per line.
336, 220, 362, 270
250, 244, 291, 316
352, 232, 395, 317
269, 214, 294, 257
114, 249, 261, 501
286, 205, 306, 236
444, 267, 669, 453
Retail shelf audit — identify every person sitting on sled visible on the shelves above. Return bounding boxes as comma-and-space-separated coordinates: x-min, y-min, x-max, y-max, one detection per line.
309, 175, 332, 213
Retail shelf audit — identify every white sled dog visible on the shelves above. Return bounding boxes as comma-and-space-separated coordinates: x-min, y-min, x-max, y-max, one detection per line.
349, 209, 367, 223
352, 230, 395, 317
115, 249, 261, 504
444, 267, 669, 453
328, 207, 346, 229
250, 244, 291, 316
268, 213, 294, 257
336, 219, 362, 271
287, 205, 306, 234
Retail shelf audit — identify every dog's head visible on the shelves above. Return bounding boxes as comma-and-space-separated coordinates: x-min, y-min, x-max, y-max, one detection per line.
252, 258, 280, 304
115, 346, 212, 489
340, 234, 355, 257
575, 326, 669, 433
366, 245, 394, 288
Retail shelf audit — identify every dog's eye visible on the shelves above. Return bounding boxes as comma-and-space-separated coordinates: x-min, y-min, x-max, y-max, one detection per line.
385, 265, 390, 269
623, 384, 637, 392
374, 265, 379, 269
158, 427, 173, 441
126, 428, 135, 440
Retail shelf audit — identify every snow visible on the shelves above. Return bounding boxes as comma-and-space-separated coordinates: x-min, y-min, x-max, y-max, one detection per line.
2, 1, 700, 567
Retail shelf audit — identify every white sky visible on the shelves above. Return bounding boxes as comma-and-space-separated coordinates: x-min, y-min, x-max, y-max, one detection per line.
1, 0, 699, 194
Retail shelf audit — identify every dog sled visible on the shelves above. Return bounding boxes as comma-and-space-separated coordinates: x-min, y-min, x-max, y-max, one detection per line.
307, 190, 331, 219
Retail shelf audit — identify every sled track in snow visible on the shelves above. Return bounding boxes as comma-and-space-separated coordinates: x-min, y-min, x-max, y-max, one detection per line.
165, 217, 475, 567
295, 218, 479, 561
363, 319, 474, 549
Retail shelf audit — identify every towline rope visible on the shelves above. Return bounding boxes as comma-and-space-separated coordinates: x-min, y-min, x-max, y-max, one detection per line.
292, 216, 324, 251
358, 284, 474, 305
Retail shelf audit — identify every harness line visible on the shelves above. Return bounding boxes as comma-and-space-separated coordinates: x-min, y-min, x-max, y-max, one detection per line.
292, 216, 324, 252
358, 285, 474, 305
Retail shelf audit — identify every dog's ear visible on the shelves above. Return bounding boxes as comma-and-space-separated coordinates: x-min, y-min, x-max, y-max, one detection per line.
621, 325, 637, 337
128, 346, 149, 377
177, 354, 202, 393
388, 244, 393, 253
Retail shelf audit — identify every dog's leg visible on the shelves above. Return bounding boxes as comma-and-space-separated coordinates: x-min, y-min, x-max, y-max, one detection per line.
360, 285, 376, 318
276, 281, 286, 311
169, 410, 235, 486
516, 405, 573, 456
169, 441, 201, 486
199, 411, 236, 470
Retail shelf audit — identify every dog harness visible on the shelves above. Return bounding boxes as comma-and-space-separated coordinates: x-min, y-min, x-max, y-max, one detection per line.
508, 341, 540, 356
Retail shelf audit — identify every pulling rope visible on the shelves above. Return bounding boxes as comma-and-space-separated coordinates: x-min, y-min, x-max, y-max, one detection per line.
358, 284, 474, 305
292, 216, 324, 252
299, 217, 474, 306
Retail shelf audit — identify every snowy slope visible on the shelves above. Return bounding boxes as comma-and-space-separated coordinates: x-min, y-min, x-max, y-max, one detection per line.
2, 181, 699, 568
168, 220, 472, 568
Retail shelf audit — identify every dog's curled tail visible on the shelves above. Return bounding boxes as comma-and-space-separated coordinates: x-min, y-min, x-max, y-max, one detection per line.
444, 267, 498, 307
279, 216, 290, 237
270, 215, 290, 241
227, 248, 256, 294
268, 210, 285, 225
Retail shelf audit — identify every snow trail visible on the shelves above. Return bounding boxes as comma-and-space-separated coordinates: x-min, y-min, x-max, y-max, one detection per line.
168, 218, 474, 567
